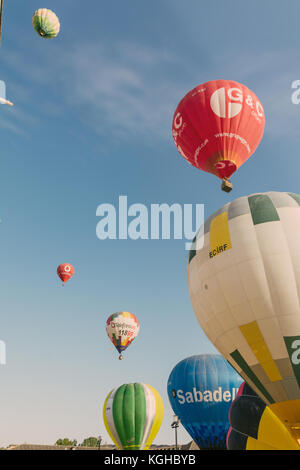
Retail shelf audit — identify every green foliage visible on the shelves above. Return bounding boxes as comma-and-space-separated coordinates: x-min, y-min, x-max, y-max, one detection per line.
55, 438, 77, 447
81, 437, 99, 447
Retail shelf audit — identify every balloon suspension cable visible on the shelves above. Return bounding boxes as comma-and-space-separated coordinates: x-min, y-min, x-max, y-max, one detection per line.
0, 0, 3, 44
221, 178, 233, 193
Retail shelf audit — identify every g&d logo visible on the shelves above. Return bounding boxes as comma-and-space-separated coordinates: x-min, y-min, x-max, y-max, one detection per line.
210, 86, 264, 120
210, 87, 243, 118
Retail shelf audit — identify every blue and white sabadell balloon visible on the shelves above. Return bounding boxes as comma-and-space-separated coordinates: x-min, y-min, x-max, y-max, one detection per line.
167, 354, 243, 449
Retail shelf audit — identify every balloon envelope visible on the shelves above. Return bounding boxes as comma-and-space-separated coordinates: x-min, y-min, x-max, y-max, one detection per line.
103, 383, 164, 450
187, 191, 300, 443
57, 263, 74, 284
32, 8, 60, 38
167, 354, 243, 449
106, 311, 139, 357
172, 79, 265, 181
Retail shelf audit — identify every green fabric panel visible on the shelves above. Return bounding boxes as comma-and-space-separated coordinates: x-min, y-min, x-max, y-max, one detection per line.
123, 384, 136, 449
112, 383, 146, 450
188, 236, 197, 264
134, 383, 146, 447
33, 16, 57, 38
230, 349, 275, 404
248, 194, 280, 226
112, 385, 127, 449
288, 193, 300, 207
284, 336, 300, 388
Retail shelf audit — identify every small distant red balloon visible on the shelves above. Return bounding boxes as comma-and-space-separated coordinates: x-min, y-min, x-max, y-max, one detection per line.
57, 263, 74, 284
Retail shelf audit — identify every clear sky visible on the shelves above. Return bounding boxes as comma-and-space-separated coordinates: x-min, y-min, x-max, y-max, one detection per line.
0, 0, 300, 447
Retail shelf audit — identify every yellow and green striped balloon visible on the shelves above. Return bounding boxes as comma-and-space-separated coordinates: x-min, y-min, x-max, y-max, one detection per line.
103, 383, 164, 450
32, 9, 60, 39
187, 191, 300, 445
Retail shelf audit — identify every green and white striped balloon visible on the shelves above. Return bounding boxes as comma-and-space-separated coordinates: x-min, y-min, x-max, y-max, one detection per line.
32, 8, 60, 39
103, 383, 164, 450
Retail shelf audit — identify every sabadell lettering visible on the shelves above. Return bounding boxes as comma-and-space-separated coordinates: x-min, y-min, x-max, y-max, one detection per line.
175, 387, 239, 404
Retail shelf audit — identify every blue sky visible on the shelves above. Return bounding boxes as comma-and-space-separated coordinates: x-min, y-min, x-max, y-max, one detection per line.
0, 0, 300, 447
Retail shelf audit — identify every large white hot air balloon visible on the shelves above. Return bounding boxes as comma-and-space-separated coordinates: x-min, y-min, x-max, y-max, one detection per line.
187, 191, 300, 446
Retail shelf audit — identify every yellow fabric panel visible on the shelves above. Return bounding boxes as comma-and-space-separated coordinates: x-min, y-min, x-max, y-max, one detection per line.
239, 321, 282, 381
102, 391, 120, 450
209, 212, 232, 258
246, 435, 277, 450
270, 399, 300, 439
257, 407, 299, 450
144, 384, 164, 450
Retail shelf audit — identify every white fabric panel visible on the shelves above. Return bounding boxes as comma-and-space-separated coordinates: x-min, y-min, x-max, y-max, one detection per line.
104, 389, 123, 450
278, 314, 300, 337
139, 384, 155, 450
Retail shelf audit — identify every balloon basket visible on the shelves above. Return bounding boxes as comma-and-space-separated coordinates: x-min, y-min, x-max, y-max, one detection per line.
119, 355, 123, 360
221, 178, 233, 193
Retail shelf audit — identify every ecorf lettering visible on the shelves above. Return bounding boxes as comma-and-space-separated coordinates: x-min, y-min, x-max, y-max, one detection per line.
209, 243, 228, 258
176, 387, 239, 404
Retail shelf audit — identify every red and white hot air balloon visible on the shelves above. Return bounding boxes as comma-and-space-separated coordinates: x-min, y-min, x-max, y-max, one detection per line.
172, 79, 265, 192
57, 263, 74, 286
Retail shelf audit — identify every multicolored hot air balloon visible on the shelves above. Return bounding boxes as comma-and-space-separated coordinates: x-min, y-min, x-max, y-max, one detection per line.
187, 191, 300, 445
172, 80, 265, 192
227, 382, 299, 450
106, 311, 139, 360
57, 263, 74, 286
167, 354, 243, 449
32, 9, 60, 39
103, 383, 164, 450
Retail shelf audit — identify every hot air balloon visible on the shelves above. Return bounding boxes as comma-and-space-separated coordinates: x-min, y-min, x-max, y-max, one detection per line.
227, 381, 299, 450
32, 9, 60, 39
103, 383, 164, 450
167, 354, 243, 449
187, 191, 300, 445
106, 311, 139, 360
57, 263, 74, 286
172, 80, 265, 192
